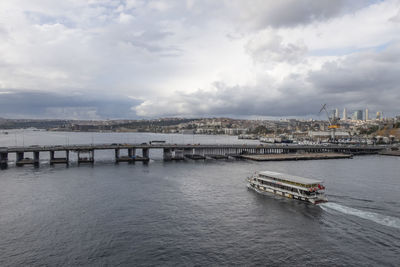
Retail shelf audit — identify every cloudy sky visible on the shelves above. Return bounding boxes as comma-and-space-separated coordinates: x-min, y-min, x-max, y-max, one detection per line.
0, 0, 399, 119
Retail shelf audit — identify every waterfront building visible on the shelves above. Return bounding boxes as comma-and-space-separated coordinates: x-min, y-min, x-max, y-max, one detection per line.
308, 131, 350, 140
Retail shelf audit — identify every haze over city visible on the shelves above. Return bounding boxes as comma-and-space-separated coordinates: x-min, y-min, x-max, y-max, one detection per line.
0, 0, 400, 119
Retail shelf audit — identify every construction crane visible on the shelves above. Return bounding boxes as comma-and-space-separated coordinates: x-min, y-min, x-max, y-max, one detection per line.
319, 104, 340, 142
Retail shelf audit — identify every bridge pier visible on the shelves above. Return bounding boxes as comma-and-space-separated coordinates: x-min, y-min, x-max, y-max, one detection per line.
174, 149, 184, 160
116, 148, 137, 163
15, 151, 42, 167
0, 152, 8, 169
115, 149, 120, 162
33, 151, 40, 167
184, 147, 205, 160
142, 148, 149, 158
163, 148, 172, 161
50, 150, 69, 165
78, 150, 94, 164
128, 148, 136, 158
163, 148, 184, 161
16, 152, 24, 167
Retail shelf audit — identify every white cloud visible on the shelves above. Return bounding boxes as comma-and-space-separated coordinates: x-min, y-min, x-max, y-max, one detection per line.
246, 29, 308, 64
118, 12, 134, 24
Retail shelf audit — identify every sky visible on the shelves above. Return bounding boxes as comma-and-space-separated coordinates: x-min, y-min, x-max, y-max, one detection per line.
0, 0, 399, 119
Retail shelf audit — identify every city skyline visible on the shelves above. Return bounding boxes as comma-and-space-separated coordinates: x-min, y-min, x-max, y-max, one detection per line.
0, 1, 400, 119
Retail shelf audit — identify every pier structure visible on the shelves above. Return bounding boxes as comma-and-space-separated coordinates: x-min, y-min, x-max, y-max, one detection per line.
0, 151, 8, 169
114, 147, 150, 163
50, 150, 70, 165
0, 143, 384, 169
77, 150, 94, 164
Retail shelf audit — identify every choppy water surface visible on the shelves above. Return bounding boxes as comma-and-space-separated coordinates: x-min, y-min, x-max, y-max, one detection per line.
0, 131, 399, 266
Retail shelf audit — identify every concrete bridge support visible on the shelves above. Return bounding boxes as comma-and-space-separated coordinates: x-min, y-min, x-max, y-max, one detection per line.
16, 152, 24, 166
78, 150, 94, 164
174, 150, 184, 160
142, 148, 149, 159
33, 151, 40, 167
128, 148, 136, 158
183, 148, 193, 156
0, 152, 8, 169
50, 150, 69, 165
163, 148, 172, 161
66, 150, 70, 164
116, 148, 137, 163
16, 152, 24, 161
115, 149, 120, 161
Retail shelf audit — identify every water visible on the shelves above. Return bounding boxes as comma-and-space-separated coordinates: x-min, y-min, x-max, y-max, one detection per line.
1, 131, 400, 266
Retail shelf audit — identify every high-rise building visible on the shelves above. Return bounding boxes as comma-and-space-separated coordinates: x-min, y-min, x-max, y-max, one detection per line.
353, 110, 363, 120
343, 108, 347, 120
330, 109, 336, 120
365, 108, 369, 121
335, 108, 339, 119
376, 111, 381, 120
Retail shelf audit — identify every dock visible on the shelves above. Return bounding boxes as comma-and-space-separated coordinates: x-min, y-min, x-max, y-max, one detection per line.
379, 150, 400, 156
240, 153, 353, 161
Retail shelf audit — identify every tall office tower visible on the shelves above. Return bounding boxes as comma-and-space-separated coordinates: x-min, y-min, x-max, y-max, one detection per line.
376, 111, 381, 120
365, 108, 369, 121
331, 109, 336, 119
343, 108, 347, 120
335, 108, 339, 119
353, 110, 363, 120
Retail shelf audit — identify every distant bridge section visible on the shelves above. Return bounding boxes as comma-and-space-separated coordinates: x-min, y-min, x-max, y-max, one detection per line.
0, 143, 385, 169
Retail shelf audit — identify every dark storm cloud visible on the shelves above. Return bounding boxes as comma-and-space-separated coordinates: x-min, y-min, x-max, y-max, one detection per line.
308, 43, 400, 111
250, 0, 345, 28
136, 42, 400, 118
0, 90, 142, 119
176, 0, 366, 30
222, 0, 371, 30
136, 81, 326, 118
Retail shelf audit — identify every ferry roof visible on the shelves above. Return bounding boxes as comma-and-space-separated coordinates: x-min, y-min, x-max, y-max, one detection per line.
258, 171, 323, 185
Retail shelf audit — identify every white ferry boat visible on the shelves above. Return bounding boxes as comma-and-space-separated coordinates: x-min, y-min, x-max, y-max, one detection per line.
247, 171, 328, 204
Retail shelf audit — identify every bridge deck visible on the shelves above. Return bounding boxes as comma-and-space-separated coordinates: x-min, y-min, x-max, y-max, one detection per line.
0, 143, 385, 153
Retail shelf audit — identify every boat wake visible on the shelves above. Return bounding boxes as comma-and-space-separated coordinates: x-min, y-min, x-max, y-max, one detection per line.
320, 202, 400, 229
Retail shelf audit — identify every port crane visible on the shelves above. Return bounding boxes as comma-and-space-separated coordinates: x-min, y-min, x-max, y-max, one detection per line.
319, 104, 340, 142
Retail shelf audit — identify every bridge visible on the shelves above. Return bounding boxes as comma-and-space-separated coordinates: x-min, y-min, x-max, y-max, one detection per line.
0, 143, 384, 169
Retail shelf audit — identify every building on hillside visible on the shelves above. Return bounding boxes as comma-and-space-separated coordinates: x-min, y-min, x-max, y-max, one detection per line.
308, 131, 350, 140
